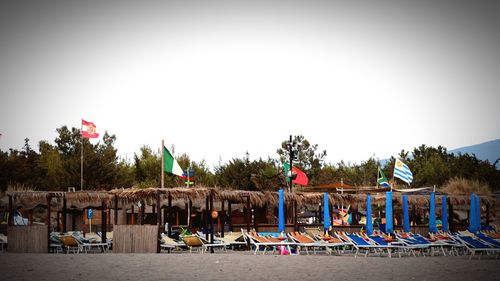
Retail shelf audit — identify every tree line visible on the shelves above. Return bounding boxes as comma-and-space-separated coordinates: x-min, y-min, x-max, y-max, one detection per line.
1, 126, 498, 191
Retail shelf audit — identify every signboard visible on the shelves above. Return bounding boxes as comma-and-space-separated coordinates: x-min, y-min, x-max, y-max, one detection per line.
87, 208, 93, 219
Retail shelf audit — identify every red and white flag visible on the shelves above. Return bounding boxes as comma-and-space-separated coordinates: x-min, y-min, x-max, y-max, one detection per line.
81, 119, 99, 138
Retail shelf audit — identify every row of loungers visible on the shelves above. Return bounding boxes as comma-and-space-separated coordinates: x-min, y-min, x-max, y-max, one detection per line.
50, 231, 111, 254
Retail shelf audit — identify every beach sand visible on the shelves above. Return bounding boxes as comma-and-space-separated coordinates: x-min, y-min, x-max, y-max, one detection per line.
1, 252, 499, 281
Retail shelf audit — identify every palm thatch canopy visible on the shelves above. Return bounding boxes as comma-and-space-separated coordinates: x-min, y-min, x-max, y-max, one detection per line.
2, 187, 496, 211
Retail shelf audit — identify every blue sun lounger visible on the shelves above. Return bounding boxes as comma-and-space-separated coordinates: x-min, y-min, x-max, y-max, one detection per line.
456, 234, 500, 259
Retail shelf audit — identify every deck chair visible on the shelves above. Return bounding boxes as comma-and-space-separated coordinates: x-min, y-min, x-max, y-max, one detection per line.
244, 231, 295, 255
0, 233, 7, 252
160, 233, 185, 253
343, 232, 397, 258
367, 234, 415, 258
59, 235, 82, 254
476, 233, 500, 248
196, 234, 228, 253
455, 234, 500, 259
215, 232, 247, 250
288, 232, 337, 255
72, 234, 108, 253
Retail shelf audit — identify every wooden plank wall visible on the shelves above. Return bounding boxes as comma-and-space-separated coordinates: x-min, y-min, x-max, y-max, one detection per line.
113, 225, 158, 253
8, 226, 48, 253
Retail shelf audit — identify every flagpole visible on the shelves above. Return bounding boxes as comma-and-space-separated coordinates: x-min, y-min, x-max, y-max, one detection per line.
376, 166, 379, 189
161, 139, 165, 189
81, 121, 83, 191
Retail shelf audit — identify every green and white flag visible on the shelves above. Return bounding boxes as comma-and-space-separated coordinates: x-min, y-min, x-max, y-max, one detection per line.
163, 146, 183, 176
377, 167, 390, 187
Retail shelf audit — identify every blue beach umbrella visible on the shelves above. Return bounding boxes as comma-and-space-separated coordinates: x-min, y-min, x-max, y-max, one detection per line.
468, 193, 477, 233
475, 194, 481, 231
441, 195, 448, 232
278, 189, 285, 233
385, 192, 393, 233
429, 192, 437, 233
366, 194, 373, 235
402, 194, 410, 233
323, 192, 330, 232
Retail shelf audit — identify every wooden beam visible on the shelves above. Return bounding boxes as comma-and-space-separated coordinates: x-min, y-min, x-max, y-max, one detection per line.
246, 196, 251, 232
205, 195, 209, 241
114, 195, 118, 225
228, 201, 232, 231
221, 200, 225, 238
101, 202, 107, 247
156, 190, 161, 253
139, 201, 145, 225
8, 195, 13, 226
294, 199, 298, 231
209, 190, 214, 253
46, 194, 52, 253
62, 196, 67, 233
131, 205, 135, 225
167, 193, 172, 236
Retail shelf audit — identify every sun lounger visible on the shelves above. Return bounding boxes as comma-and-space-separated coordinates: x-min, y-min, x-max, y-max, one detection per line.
244, 231, 296, 255
160, 233, 186, 253
0, 233, 7, 252
287, 232, 337, 255
476, 233, 500, 248
455, 234, 500, 259
343, 232, 402, 258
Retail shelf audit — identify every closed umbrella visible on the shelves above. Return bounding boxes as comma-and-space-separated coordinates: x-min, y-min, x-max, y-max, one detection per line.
402, 194, 410, 233
323, 192, 330, 233
468, 193, 477, 233
366, 194, 373, 235
429, 192, 437, 233
385, 192, 393, 233
441, 195, 448, 232
278, 189, 285, 233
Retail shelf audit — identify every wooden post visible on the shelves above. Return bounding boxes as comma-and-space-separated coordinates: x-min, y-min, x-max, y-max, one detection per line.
205, 195, 210, 241
246, 196, 251, 232
29, 209, 33, 226
71, 211, 76, 231
152, 204, 156, 219
131, 205, 135, 225
139, 201, 145, 225
46, 194, 52, 253
228, 201, 233, 231
221, 200, 225, 238
294, 199, 298, 231
156, 190, 161, 253
167, 193, 172, 236
318, 204, 321, 224
188, 200, 192, 229
8, 195, 13, 226
210, 191, 214, 253
62, 196, 67, 233
101, 202, 107, 247
114, 195, 118, 226
184, 202, 189, 226
162, 207, 167, 227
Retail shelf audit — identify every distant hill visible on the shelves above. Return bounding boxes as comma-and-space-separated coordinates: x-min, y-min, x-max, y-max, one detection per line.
379, 139, 500, 169
449, 139, 500, 168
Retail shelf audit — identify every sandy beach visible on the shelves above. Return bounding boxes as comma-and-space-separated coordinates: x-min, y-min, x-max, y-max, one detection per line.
1, 252, 499, 281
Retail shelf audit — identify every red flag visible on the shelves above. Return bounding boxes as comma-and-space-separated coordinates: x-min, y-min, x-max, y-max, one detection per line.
81, 119, 99, 138
292, 166, 308, 186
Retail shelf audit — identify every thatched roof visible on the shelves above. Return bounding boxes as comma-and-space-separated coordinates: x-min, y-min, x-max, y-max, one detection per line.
1, 187, 496, 211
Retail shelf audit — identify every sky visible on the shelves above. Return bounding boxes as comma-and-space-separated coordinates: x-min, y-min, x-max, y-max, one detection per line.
1, 0, 499, 168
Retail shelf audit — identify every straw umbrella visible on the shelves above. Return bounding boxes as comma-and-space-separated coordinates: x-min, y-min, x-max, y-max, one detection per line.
402, 194, 410, 233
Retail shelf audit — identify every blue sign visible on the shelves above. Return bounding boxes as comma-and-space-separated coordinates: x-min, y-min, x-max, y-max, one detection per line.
87, 209, 93, 219
183, 169, 195, 177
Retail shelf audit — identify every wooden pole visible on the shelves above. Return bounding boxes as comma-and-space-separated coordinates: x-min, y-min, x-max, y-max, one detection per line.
205, 195, 209, 241
8, 195, 13, 226
294, 199, 298, 231
228, 201, 232, 231
188, 200, 192, 229
140, 201, 145, 225
131, 205, 135, 225
62, 196, 67, 233
246, 196, 251, 232
168, 193, 172, 236
114, 195, 118, 225
71, 211, 76, 231
161, 140, 164, 189
221, 200, 225, 238
46, 194, 52, 253
210, 191, 214, 253
56, 211, 60, 231
156, 190, 161, 253
101, 202, 107, 247
185, 202, 189, 226
28, 209, 33, 226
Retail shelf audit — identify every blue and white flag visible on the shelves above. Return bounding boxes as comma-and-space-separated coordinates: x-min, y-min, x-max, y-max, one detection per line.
394, 159, 413, 184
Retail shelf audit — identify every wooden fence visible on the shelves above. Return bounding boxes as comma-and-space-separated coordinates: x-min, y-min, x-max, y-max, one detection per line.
8, 225, 48, 253
113, 225, 159, 253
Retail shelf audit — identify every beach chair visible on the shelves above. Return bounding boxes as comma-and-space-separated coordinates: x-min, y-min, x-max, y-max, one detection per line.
343, 232, 399, 258
0, 233, 7, 252
160, 233, 186, 253
394, 231, 433, 256
59, 235, 82, 254
72, 233, 108, 253
181, 235, 204, 253
476, 233, 500, 248
244, 231, 295, 255
216, 232, 247, 250
455, 234, 500, 259
366, 233, 415, 258
288, 232, 342, 255
196, 233, 228, 253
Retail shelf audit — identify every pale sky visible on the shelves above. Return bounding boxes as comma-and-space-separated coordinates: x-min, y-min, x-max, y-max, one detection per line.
1, 0, 499, 168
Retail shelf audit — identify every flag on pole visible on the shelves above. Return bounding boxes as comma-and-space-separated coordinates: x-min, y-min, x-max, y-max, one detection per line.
81, 119, 99, 138
394, 159, 413, 184
377, 167, 390, 187
284, 162, 309, 186
163, 146, 183, 176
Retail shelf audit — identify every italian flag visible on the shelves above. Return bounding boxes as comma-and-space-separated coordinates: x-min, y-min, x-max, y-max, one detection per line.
163, 146, 183, 176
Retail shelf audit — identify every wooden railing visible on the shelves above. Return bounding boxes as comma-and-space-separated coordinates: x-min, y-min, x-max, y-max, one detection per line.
8, 225, 48, 253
